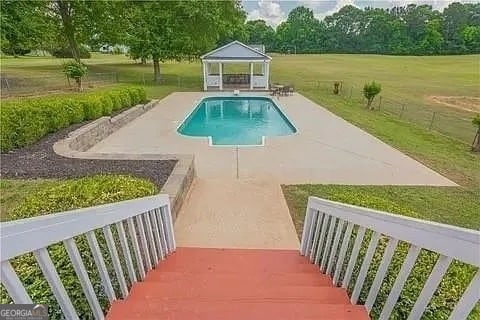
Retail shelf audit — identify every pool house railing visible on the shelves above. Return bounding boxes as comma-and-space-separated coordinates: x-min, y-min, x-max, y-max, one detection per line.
300, 196, 480, 320
0, 194, 175, 320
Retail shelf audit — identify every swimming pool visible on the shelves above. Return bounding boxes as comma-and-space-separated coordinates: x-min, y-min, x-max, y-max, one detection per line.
177, 96, 297, 145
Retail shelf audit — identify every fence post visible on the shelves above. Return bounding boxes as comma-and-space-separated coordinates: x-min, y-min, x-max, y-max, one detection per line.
378, 96, 382, 110
115, 72, 119, 82
142, 73, 145, 86
429, 112, 436, 130
399, 104, 405, 119
349, 86, 353, 99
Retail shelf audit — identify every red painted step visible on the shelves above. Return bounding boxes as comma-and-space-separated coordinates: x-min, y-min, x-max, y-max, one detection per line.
127, 283, 349, 302
106, 247, 370, 320
145, 271, 333, 286
107, 301, 369, 320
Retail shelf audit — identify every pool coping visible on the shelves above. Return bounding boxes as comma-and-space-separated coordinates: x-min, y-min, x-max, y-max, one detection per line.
176, 95, 298, 147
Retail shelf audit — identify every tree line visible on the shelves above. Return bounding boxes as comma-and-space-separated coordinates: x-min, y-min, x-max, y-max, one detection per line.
1, 1, 479, 82
243, 3, 480, 55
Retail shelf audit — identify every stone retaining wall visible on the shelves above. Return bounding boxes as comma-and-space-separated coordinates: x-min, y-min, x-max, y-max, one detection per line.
53, 99, 195, 221
67, 100, 158, 152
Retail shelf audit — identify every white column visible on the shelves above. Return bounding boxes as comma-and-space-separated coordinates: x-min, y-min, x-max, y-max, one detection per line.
249, 62, 254, 90
202, 61, 207, 91
205, 101, 209, 121
264, 62, 270, 90
219, 62, 223, 91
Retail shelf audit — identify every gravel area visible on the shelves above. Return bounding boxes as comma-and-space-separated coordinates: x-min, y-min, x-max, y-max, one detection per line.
0, 123, 177, 189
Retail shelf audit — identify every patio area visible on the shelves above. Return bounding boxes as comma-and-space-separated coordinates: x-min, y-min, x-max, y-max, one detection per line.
88, 92, 455, 186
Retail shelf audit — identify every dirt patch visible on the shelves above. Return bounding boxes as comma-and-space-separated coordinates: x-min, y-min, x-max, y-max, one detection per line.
427, 96, 480, 113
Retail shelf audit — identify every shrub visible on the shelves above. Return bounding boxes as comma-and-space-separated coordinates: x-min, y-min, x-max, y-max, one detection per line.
35, 99, 71, 132
333, 81, 341, 95
363, 81, 382, 109
99, 95, 114, 116
113, 89, 132, 109
0, 86, 147, 152
63, 60, 88, 91
136, 87, 147, 103
81, 95, 103, 120
107, 91, 123, 111
63, 98, 85, 123
1, 175, 157, 319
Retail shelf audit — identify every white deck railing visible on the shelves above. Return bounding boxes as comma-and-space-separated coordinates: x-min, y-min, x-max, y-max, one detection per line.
300, 196, 480, 320
0, 194, 175, 320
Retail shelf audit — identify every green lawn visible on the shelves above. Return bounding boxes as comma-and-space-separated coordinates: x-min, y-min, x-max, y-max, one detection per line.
1, 53, 479, 219
283, 185, 480, 236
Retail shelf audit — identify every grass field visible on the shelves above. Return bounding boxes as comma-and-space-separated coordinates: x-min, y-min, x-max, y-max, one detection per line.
1, 53, 479, 210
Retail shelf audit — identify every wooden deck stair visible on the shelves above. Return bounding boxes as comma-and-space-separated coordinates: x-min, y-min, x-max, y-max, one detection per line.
106, 247, 369, 320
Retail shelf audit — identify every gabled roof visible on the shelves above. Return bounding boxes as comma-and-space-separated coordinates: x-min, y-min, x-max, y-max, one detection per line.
201, 41, 271, 61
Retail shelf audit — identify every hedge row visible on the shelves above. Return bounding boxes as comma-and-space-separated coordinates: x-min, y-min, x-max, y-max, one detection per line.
0, 175, 157, 319
0, 86, 147, 152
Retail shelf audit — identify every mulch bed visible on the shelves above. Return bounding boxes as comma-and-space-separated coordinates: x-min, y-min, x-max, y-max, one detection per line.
0, 122, 177, 189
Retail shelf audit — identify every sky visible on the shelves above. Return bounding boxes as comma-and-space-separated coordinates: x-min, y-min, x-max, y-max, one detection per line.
242, 0, 479, 27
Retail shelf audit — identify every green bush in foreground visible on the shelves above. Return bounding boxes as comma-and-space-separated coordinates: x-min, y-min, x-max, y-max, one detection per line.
1, 175, 157, 319
0, 86, 147, 152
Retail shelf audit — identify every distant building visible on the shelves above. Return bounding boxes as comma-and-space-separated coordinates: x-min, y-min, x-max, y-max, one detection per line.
99, 44, 129, 54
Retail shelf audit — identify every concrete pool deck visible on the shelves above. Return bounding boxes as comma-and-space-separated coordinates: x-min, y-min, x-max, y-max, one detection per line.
86, 92, 456, 249
88, 92, 455, 186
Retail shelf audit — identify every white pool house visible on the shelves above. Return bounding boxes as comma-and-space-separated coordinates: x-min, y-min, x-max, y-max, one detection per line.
201, 41, 271, 91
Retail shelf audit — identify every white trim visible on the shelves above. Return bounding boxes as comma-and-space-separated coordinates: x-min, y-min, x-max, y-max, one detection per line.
306, 196, 480, 267
203, 59, 270, 63
1, 195, 170, 260
219, 62, 223, 91
249, 63, 253, 90
265, 62, 270, 90
202, 62, 207, 91
200, 40, 271, 60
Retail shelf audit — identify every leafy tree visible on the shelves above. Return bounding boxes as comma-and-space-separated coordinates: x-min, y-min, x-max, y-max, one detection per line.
245, 20, 275, 51
63, 60, 87, 91
363, 81, 382, 109
463, 26, 480, 52
442, 2, 480, 53
324, 5, 364, 53
48, 1, 125, 61
0, 0, 56, 56
126, 1, 245, 83
420, 19, 444, 54
472, 115, 480, 152
277, 6, 325, 53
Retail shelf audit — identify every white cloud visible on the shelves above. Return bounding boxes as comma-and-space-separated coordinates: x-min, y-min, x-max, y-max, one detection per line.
247, 1, 286, 27
312, 0, 357, 19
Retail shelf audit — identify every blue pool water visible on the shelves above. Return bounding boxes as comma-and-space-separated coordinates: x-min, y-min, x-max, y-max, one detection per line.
178, 96, 296, 145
